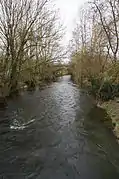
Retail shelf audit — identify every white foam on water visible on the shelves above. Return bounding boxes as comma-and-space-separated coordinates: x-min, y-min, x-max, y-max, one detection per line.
10, 125, 26, 130
10, 118, 35, 130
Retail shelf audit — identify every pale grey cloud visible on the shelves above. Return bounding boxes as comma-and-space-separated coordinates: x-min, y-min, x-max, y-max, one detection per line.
55, 0, 87, 46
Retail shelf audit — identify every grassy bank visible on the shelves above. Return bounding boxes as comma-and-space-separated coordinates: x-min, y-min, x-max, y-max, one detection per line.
98, 100, 119, 141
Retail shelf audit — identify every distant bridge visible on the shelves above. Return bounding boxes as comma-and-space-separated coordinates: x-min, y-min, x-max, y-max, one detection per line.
52, 64, 70, 76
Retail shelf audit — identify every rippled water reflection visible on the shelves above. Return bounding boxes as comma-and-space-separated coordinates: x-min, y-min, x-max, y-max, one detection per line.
0, 75, 119, 179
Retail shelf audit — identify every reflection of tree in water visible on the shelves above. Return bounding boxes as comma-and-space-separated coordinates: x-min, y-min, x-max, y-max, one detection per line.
88, 106, 112, 128
83, 106, 113, 144
0, 109, 10, 135
82, 106, 119, 172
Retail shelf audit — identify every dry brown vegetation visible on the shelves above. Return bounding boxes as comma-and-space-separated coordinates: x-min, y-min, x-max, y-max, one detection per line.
0, 0, 66, 97
70, 0, 119, 101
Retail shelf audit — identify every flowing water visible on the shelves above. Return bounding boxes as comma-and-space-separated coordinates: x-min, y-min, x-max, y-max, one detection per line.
0, 75, 119, 179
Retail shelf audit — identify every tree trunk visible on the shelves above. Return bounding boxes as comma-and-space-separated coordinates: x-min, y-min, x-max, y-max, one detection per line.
9, 63, 18, 96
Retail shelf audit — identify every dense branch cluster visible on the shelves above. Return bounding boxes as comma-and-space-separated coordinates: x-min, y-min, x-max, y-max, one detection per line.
0, 0, 64, 97
70, 0, 119, 100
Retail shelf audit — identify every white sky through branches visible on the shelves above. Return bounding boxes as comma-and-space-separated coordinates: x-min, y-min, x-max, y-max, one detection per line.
55, 0, 87, 47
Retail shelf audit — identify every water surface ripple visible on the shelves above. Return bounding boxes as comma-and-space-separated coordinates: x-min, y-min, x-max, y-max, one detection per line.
0, 75, 119, 179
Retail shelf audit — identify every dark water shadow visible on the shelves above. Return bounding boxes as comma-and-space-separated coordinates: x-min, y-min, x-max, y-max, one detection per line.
84, 106, 117, 145
82, 106, 119, 173
88, 106, 112, 127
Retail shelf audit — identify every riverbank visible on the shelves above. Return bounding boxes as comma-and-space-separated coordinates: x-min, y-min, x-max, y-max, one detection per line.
70, 76, 119, 142
0, 79, 57, 108
98, 99, 119, 142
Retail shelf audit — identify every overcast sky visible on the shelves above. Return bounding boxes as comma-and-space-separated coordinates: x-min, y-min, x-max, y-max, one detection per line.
55, 0, 87, 46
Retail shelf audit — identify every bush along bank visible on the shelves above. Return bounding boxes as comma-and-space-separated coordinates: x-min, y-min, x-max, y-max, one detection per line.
69, 53, 119, 141
69, 0, 119, 142
70, 71, 119, 142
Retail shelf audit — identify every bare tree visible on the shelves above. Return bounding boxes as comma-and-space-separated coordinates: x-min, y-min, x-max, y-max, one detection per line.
92, 0, 119, 62
0, 0, 50, 95
0, 0, 65, 96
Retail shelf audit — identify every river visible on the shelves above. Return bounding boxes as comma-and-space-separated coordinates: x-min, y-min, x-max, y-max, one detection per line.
0, 75, 119, 179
